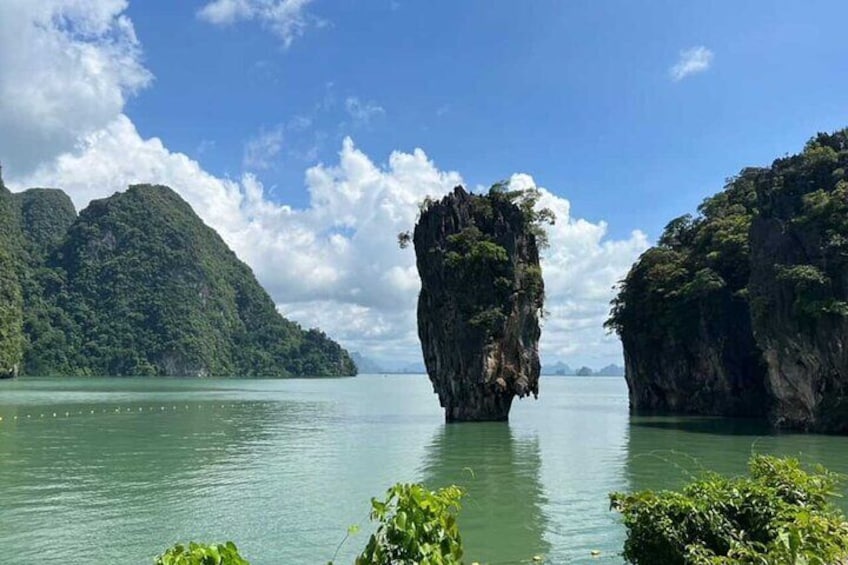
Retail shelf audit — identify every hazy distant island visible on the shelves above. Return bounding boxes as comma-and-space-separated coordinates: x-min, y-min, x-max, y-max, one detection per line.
351, 353, 623, 377
608, 128, 848, 433
542, 361, 624, 377
0, 177, 355, 378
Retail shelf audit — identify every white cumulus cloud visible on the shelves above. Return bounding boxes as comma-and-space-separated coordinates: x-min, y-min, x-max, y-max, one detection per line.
0, 0, 152, 176
670, 46, 714, 81
197, 0, 318, 47
5, 0, 649, 367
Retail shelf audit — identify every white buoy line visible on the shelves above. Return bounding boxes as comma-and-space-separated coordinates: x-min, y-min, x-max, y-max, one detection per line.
0, 403, 245, 424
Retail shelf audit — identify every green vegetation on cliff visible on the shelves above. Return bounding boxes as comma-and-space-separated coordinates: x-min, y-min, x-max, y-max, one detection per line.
0, 180, 73, 376
0, 183, 24, 376
608, 128, 848, 430
406, 184, 553, 421
0, 180, 355, 377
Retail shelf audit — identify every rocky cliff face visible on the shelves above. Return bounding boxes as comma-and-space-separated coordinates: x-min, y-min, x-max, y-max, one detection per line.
747, 132, 848, 432
413, 186, 544, 422
610, 129, 848, 432
621, 287, 767, 417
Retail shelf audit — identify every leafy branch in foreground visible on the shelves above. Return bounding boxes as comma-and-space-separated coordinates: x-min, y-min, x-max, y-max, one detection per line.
610, 454, 848, 564
352, 483, 465, 565
154, 541, 249, 565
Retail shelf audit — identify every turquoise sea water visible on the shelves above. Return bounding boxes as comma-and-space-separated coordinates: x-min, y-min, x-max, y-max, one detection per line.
1, 375, 847, 564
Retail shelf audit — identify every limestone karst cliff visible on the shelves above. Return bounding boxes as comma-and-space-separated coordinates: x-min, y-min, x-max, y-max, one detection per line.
747, 131, 848, 432
608, 128, 848, 432
412, 185, 550, 421
0, 177, 355, 377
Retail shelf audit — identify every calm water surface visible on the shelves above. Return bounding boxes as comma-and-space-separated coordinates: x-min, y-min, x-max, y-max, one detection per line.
1, 375, 848, 564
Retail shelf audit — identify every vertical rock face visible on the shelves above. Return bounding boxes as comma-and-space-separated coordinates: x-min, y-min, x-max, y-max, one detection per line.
609, 128, 848, 432
620, 285, 767, 417
413, 186, 544, 422
747, 132, 848, 432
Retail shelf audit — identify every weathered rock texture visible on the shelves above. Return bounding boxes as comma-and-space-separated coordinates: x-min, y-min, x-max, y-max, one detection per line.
413, 186, 544, 422
746, 133, 848, 432
620, 280, 768, 418
610, 129, 848, 432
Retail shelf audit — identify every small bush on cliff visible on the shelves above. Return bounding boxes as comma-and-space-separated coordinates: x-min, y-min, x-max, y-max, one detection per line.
610, 455, 848, 564
488, 181, 555, 249
154, 542, 249, 565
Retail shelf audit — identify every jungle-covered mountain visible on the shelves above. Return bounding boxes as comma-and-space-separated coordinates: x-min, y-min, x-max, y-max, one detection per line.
607, 128, 848, 432
0, 179, 355, 378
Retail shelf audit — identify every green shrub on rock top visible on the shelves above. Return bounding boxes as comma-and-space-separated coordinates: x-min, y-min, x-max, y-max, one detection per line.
610, 455, 848, 564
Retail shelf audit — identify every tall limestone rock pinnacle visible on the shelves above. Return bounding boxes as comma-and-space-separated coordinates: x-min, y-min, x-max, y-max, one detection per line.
412, 185, 549, 421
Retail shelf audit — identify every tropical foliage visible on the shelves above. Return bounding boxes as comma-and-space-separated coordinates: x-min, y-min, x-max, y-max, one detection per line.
400, 183, 553, 338
154, 542, 249, 565
354, 483, 465, 565
156, 457, 847, 564
0, 181, 355, 377
611, 455, 848, 564
606, 128, 848, 389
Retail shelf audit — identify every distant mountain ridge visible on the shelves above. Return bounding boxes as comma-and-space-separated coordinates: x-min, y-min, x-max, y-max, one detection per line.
545, 363, 624, 376
0, 179, 355, 377
351, 352, 622, 377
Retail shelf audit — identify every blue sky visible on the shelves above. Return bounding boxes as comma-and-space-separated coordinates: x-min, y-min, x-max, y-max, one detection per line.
124, 0, 848, 238
2, 1, 848, 367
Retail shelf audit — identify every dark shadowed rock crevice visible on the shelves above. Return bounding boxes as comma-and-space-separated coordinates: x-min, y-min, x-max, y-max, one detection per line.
413, 186, 547, 422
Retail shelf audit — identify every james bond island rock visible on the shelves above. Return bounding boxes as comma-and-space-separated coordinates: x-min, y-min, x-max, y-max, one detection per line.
0, 173, 356, 377
608, 128, 848, 432
410, 184, 553, 422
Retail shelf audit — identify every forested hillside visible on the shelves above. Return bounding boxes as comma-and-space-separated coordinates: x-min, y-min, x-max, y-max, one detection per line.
0, 179, 355, 378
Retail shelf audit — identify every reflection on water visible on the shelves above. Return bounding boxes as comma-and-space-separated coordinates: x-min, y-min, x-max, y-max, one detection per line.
625, 415, 848, 511
3, 376, 848, 564
419, 423, 549, 564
